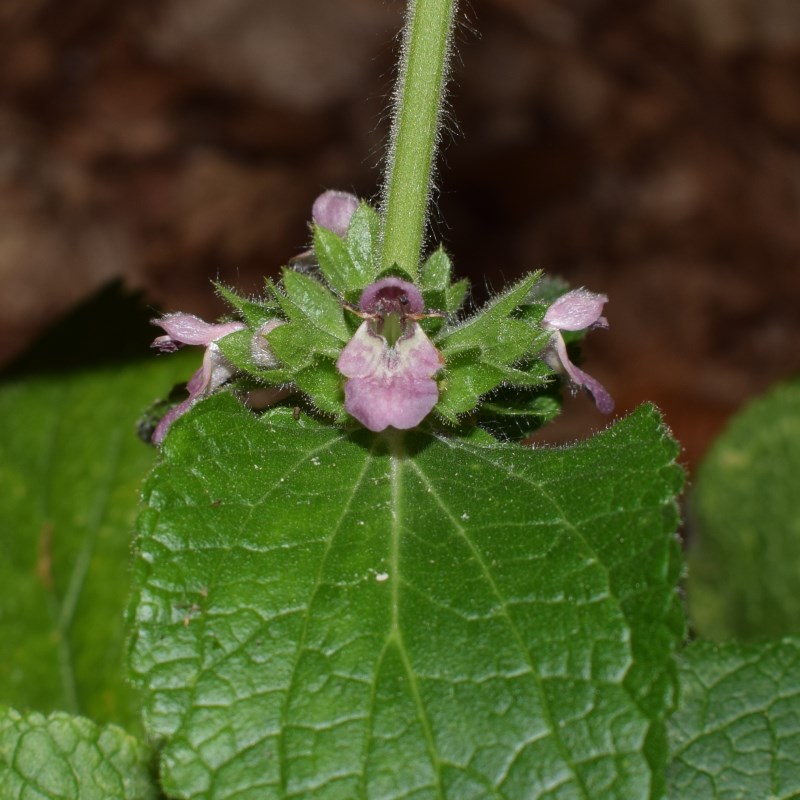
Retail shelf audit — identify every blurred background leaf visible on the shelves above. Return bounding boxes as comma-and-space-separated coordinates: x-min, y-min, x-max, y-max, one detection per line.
0, 287, 194, 731
0, 708, 157, 800
687, 379, 800, 641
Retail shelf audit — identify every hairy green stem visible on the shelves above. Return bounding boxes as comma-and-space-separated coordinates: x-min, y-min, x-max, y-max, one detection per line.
381, 0, 456, 274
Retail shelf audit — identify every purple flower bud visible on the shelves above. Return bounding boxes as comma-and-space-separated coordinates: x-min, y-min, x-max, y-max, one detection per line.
336, 278, 442, 431
150, 313, 247, 444
312, 190, 359, 238
542, 289, 614, 414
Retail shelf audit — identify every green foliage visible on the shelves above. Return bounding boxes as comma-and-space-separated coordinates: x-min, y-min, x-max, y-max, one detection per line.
129, 397, 682, 798
419, 247, 457, 312
375, 262, 416, 284
282, 269, 351, 344
437, 273, 540, 359
476, 388, 562, 439
434, 273, 552, 422
419, 246, 450, 289
687, 380, 800, 641
0, 708, 156, 800
212, 328, 262, 376
294, 360, 346, 419
435, 352, 508, 422
314, 224, 362, 301
270, 280, 346, 361
266, 286, 344, 386
346, 202, 381, 289
445, 279, 469, 315
0, 356, 192, 731
668, 638, 800, 799
214, 282, 278, 328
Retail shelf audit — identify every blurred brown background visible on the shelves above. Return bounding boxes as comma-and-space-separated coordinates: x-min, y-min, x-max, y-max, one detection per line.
2, 0, 799, 468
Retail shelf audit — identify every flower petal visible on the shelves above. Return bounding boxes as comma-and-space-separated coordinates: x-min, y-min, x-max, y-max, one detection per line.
344, 375, 439, 432
151, 313, 245, 347
543, 289, 608, 332
336, 321, 385, 379
312, 190, 359, 237
337, 322, 442, 431
396, 324, 444, 379
152, 397, 194, 445
359, 278, 424, 315
549, 333, 614, 413
152, 344, 238, 444
198, 342, 237, 395
151, 335, 181, 353
569, 364, 615, 414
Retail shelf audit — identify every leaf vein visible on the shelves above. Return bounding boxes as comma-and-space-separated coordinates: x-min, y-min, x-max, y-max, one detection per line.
408, 456, 594, 797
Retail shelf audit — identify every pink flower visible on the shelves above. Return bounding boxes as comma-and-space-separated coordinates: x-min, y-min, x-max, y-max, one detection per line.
312, 190, 359, 237
336, 278, 443, 432
542, 289, 614, 414
150, 313, 246, 444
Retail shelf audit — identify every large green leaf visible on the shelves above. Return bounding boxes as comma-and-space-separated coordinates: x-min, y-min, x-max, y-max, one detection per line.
0, 356, 191, 729
687, 380, 800, 641
668, 638, 800, 799
129, 397, 682, 798
0, 708, 156, 800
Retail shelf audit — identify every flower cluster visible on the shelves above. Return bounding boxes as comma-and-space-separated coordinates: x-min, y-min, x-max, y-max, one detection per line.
148, 191, 613, 442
